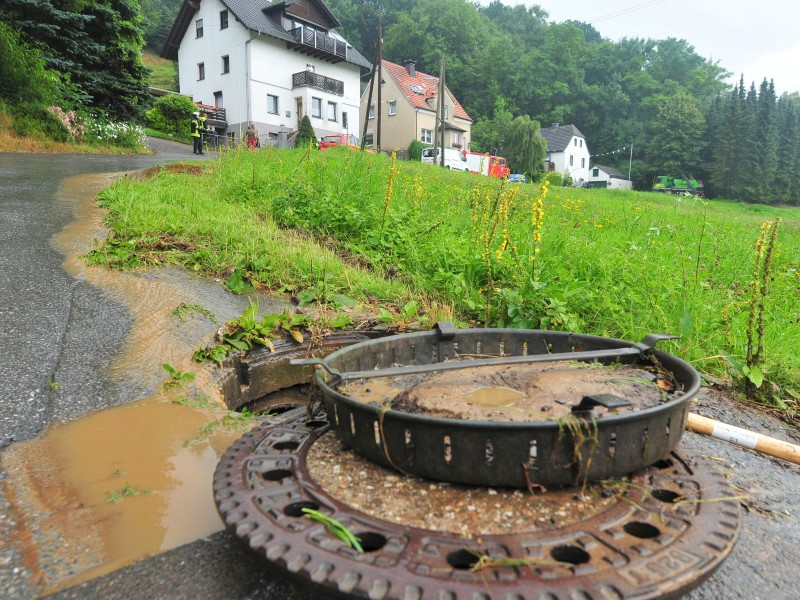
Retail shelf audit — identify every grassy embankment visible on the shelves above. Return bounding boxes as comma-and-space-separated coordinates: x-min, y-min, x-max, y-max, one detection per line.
89, 146, 800, 412
143, 50, 178, 92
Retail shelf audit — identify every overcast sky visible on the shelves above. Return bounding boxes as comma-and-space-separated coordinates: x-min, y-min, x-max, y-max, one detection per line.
480, 0, 800, 95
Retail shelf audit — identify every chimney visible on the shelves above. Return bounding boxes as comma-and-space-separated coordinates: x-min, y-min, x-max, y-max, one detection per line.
404, 59, 416, 77
551, 122, 560, 128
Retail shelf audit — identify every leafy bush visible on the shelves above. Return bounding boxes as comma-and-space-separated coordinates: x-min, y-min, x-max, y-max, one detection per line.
0, 21, 64, 111
408, 139, 425, 161
546, 172, 564, 186
295, 114, 317, 148
81, 112, 146, 149
146, 94, 196, 135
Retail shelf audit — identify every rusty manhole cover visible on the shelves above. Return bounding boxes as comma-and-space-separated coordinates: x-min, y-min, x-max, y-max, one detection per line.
215, 411, 740, 599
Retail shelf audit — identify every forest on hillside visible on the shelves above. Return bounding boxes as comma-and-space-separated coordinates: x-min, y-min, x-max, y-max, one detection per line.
321, 0, 800, 203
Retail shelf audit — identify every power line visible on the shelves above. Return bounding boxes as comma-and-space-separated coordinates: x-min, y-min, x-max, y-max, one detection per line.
589, 0, 671, 25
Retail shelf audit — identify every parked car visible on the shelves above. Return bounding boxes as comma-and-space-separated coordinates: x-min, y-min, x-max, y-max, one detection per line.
319, 134, 361, 151
508, 173, 528, 183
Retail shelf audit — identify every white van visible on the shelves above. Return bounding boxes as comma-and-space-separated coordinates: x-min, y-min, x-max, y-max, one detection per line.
421, 147, 468, 171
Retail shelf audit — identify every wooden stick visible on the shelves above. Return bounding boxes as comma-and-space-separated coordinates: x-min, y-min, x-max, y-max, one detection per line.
687, 412, 800, 465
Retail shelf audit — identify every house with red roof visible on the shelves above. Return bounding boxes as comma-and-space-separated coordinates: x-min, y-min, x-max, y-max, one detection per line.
361, 59, 472, 153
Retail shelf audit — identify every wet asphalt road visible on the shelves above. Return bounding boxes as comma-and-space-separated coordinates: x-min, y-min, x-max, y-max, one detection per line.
1, 141, 800, 599
0, 141, 212, 449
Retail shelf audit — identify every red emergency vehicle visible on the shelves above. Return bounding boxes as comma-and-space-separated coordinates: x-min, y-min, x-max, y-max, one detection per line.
464, 151, 511, 179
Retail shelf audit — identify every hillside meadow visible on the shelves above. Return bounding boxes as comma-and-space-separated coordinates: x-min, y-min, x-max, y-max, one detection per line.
89, 147, 800, 411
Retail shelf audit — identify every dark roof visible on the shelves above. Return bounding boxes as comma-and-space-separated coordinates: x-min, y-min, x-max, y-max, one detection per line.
539, 124, 586, 153
162, 0, 370, 69
593, 165, 627, 179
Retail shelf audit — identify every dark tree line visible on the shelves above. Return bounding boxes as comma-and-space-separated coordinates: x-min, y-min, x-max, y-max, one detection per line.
0, 0, 150, 120
327, 0, 799, 203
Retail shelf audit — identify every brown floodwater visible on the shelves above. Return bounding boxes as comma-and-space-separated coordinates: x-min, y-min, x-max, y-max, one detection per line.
0, 172, 290, 594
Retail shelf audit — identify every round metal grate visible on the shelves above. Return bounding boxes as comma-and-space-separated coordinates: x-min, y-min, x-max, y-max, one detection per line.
303, 325, 702, 488
214, 410, 740, 600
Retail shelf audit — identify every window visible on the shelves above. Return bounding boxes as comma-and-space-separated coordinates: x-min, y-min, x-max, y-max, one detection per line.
452, 132, 462, 147
443, 105, 448, 119
581, 157, 585, 168
220, 10, 228, 30
569, 155, 574, 166
368, 105, 375, 119
214, 91, 223, 108
388, 100, 397, 116
342, 112, 348, 130
267, 94, 278, 114
574, 139, 577, 146
579, 139, 583, 147
364, 132, 374, 146
592, 168, 599, 177
327, 101, 337, 122
311, 97, 322, 119
421, 129, 432, 144
196, 19, 203, 38
222, 55, 230, 74
198, 62, 205, 80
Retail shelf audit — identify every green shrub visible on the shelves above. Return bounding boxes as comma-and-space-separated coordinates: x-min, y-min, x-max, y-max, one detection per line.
408, 140, 425, 161
147, 94, 196, 135
546, 172, 564, 186
295, 114, 317, 148
0, 21, 64, 110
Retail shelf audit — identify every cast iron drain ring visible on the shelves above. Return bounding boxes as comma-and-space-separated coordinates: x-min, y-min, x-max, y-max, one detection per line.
214, 410, 740, 600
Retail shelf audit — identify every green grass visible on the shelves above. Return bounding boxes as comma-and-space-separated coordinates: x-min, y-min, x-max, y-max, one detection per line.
144, 50, 178, 91
90, 146, 800, 410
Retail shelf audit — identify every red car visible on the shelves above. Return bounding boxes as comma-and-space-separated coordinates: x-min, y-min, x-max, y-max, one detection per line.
319, 134, 361, 151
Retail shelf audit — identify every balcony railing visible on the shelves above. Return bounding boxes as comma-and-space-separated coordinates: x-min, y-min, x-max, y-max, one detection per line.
288, 27, 347, 61
292, 70, 344, 96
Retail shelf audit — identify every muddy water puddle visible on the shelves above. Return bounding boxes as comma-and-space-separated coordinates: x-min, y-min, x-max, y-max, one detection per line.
0, 171, 292, 594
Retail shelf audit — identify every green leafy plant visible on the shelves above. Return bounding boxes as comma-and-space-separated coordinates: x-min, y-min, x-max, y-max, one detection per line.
162, 363, 196, 390
171, 303, 218, 323
184, 407, 267, 446
301, 508, 363, 553
107, 482, 153, 504
171, 394, 218, 409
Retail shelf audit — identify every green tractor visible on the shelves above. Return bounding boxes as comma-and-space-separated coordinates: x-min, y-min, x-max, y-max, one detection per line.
652, 175, 705, 197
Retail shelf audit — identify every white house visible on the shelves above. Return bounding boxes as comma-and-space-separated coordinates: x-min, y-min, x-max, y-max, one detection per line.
161, 0, 371, 145
539, 123, 591, 184
588, 165, 633, 190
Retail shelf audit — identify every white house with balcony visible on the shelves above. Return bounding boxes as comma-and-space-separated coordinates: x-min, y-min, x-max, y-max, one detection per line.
161, 0, 371, 145
539, 123, 591, 184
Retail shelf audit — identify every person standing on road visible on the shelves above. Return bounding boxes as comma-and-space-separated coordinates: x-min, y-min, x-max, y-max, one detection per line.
191, 111, 203, 155
245, 123, 259, 150
199, 111, 208, 151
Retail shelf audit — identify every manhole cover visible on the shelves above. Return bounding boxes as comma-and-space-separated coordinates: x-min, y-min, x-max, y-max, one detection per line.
215, 411, 740, 599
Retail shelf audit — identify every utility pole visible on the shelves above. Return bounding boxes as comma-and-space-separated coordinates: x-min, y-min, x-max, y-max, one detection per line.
360, 27, 380, 152
628, 144, 633, 182
376, 27, 383, 153
437, 51, 445, 168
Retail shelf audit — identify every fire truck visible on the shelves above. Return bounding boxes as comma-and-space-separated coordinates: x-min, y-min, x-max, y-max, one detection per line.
464, 151, 511, 179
